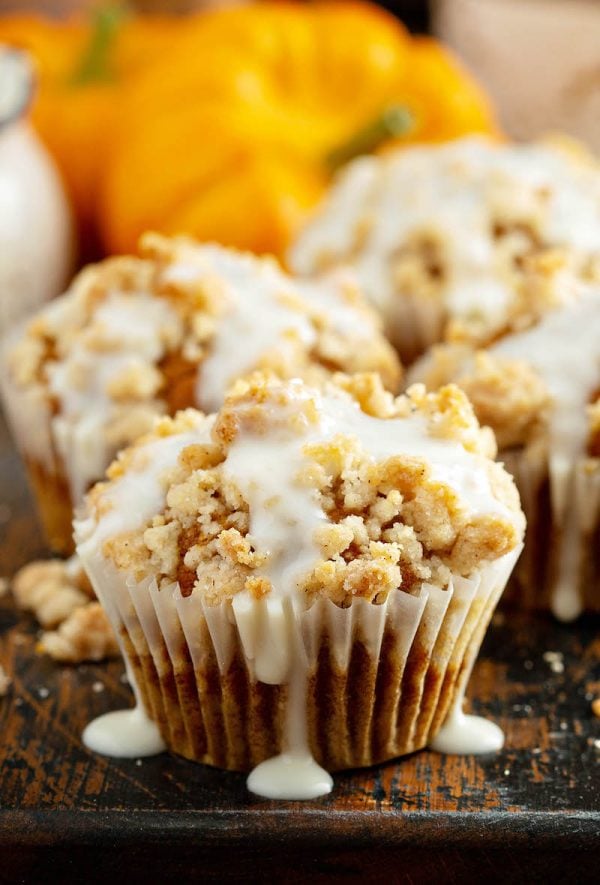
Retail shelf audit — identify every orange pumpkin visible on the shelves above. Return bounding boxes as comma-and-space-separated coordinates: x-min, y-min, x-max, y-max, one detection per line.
101, 2, 499, 257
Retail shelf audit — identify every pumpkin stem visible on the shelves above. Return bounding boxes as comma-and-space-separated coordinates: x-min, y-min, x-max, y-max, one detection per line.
326, 105, 413, 171
70, 3, 128, 86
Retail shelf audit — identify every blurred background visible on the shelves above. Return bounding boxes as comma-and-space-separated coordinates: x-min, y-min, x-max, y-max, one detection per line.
1, 0, 598, 328
0, 0, 432, 28
2, 0, 598, 145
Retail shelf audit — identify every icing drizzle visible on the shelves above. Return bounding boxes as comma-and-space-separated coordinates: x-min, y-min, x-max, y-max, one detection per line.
429, 704, 504, 755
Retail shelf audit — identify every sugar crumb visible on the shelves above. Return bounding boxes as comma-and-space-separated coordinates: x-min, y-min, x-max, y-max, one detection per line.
543, 651, 565, 674
0, 665, 11, 696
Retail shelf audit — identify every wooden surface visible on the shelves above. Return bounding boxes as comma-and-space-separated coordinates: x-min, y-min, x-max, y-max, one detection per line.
1, 412, 599, 883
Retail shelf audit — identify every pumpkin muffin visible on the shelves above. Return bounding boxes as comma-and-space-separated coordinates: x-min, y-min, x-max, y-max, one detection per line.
75, 373, 524, 795
290, 136, 600, 363
410, 255, 600, 620
1, 233, 400, 554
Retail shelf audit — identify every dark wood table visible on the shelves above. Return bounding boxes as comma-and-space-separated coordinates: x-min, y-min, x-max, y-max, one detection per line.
0, 411, 599, 883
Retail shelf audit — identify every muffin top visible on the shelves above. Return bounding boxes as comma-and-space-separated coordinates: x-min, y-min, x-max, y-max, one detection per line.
289, 136, 600, 352
410, 260, 600, 460
5, 234, 400, 501
75, 373, 524, 609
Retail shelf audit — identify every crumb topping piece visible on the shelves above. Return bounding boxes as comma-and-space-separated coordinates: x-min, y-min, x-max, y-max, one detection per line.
0, 665, 10, 697
76, 374, 524, 609
6, 234, 400, 504
10, 557, 119, 663
12, 558, 92, 629
290, 136, 600, 349
39, 602, 119, 663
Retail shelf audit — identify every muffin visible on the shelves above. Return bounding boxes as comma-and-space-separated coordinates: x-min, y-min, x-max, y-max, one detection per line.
75, 373, 524, 797
410, 255, 600, 620
289, 135, 600, 363
1, 233, 400, 554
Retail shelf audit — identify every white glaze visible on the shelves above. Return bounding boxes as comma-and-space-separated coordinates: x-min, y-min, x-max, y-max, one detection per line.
290, 137, 600, 341
83, 706, 166, 758
492, 295, 600, 471
75, 413, 214, 556
247, 753, 333, 800
79, 605, 169, 759
225, 385, 511, 622
246, 604, 332, 799
162, 245, 375, 412
46, 291, 182, 503
173, 247, 315, 412
429, 702, 504, 755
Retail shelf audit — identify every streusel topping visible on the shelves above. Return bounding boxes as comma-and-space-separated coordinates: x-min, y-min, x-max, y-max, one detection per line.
411, 281, 600, 457
5, 234, 399, 503
290, 136, 600, 351
76, 374, 524, 609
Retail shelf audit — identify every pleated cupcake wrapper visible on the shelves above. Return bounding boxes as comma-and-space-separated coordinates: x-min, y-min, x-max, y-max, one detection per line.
0, 342, 75, 553
502, 448, 600, 618
80, 545, 520, 772
386, 291, 446, 365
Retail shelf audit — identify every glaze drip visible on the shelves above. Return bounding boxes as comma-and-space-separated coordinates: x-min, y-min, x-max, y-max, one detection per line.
83, 706, 166, 759
429, 702, 504, 755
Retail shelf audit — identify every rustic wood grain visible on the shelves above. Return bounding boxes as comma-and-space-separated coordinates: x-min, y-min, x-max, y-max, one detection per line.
0, 411, 599, 882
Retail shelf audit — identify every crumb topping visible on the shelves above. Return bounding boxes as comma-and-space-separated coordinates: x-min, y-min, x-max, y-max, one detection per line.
12, 558, 92, 629
11, 557, 118, 663
290, 136, 600, 350
412, 286, 600, 456
39, 601, 119, 663
0, 665, 10, 697
6, 234, 400, 503
77, 374, 524, 609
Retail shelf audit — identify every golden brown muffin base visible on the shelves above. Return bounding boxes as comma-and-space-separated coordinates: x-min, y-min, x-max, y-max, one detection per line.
24, 456, 74, 556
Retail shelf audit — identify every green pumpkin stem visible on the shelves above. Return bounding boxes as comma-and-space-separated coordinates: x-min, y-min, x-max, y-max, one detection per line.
326, 105, 413, 171
70, 3, 128, 86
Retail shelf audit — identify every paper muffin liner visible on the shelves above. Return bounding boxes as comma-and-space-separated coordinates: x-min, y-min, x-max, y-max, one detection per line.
0, 344, 74, 554
385, 291, 446, 366
501, 448, 600, 619
80, 547, 520, 773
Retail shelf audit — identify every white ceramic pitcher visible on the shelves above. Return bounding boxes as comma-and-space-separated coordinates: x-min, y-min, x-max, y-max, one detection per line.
0, 46, 73, 333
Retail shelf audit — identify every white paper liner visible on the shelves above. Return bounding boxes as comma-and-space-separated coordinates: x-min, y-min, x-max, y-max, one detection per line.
502, 448, 600, 618
0, 342, 75, 551
78, 541, 520, 772
385, 289, 447, 365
